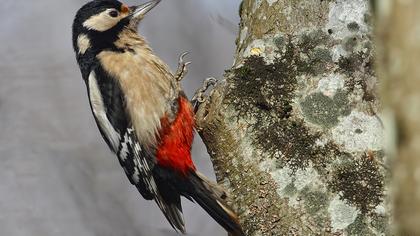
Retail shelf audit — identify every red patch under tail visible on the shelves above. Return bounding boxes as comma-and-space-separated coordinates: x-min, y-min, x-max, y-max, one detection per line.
156, 97, 196, 175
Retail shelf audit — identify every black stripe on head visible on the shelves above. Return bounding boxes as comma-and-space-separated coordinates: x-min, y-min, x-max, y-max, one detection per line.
73, 0, 129, 74
72, 0, 124, 51
74, 0, 123, 26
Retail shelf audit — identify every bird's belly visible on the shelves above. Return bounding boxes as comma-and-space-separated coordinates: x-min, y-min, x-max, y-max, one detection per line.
98, 50, 173, 146
156, 96, 196, 175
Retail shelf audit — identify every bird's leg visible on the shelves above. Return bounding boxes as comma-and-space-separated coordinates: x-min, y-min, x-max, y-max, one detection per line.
171, 52, 191, 101
174, 52, 191, 82
191, 77, 218, 112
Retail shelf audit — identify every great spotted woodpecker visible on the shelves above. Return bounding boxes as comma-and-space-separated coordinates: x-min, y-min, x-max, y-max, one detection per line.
72, 1, 244, 235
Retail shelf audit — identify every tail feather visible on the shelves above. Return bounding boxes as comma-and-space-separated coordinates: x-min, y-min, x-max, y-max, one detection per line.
162, 202, 185, 233
187, 172, 245, 236
151, 183, 186, 234
154, 195, 186, 234
195, 171, 228, 200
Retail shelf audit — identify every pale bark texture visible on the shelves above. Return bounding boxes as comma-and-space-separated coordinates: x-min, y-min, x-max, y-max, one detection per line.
196, 0, 390, 235
376, 1, 420, 235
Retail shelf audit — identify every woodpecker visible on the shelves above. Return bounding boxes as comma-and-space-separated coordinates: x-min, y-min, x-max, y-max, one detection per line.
72, 1, 244, 235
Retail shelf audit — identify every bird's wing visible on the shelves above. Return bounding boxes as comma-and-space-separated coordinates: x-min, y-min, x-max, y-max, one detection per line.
87, 70, 126, 152
119, 129, 186, 233
86, 70, 186, 232
87, 70, 152, 195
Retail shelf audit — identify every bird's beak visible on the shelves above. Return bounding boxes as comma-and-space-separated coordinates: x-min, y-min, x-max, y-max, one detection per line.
129, 0, 161, 24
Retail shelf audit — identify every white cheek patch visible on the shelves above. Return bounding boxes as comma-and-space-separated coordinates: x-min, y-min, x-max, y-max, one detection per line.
83, 10, 120, 32
77, 34, 91, 54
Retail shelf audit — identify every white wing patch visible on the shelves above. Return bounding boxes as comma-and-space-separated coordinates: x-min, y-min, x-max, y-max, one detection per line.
88, 72, 120, 151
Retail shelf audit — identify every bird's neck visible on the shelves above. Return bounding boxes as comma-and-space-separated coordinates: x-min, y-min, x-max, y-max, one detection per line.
113, 28, 150, 52
77, 27, 150, 79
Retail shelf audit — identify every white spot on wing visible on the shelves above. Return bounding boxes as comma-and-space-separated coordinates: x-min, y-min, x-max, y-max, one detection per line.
132, 168, 140, 184
88, 72, 120, 151
120, 142, 128, 161
119, 132, 131, 161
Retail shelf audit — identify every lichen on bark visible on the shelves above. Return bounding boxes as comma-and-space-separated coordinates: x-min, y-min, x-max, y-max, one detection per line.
196, 0, 390, 235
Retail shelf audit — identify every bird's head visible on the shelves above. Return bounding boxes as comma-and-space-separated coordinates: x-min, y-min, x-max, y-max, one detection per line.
72, 0, 160, 56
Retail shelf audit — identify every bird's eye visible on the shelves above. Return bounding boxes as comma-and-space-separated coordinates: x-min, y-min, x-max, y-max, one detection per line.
109, 10, 119, 18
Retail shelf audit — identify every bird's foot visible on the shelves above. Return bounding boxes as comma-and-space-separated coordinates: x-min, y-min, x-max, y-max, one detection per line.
174, 52, 191, 82
192, 77, 218, 112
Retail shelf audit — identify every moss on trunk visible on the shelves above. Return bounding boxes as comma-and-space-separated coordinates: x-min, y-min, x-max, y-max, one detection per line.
196, 0, 390, 235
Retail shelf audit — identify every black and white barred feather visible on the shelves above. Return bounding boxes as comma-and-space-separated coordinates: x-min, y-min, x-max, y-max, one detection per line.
117, 128, 186, 233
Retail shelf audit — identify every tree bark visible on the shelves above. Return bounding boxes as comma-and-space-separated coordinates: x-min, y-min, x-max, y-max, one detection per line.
376, 1, 420, 235
196, 0, 390, 235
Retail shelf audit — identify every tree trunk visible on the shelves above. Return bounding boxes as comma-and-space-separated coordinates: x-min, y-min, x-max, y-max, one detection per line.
376, 1, 420, 235
196, 0, 390, 235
